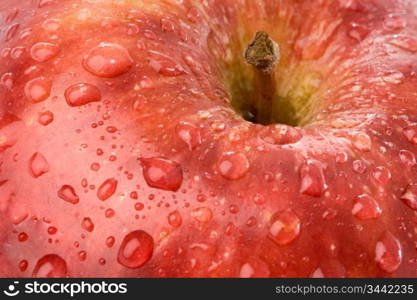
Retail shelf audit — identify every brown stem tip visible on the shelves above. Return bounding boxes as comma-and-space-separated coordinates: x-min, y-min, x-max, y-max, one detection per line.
244, 31, 280, 74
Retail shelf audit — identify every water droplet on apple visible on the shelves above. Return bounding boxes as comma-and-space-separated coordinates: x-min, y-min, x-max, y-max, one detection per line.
299, 159, 327, 197
148, 51, 186, 77
1, 73, 14, 90
403, 125, 417, 144
268, 209, 301, 245
400, 184, 417, 211
18, 232, 28, 242
47, 226, 57, 235
42, 19, 61, 31
192, 207, 213, 223
38, 111, 54, 126
168, 210, 182, 228
106, 236, 115, 247
352, 194, 382, 220
352, 132, 372, 151
83, 43, 133, 78
30, 42, 60, 62
375, 232, 402, 273
97, 178, 118, 201
217, 152, 250, 180
388, 36, 417, 53
347, 22, 369, 41
352, 159, 367, 174
399, 150, 416, 167
32, 254, 67, 278
371, 166, 391, 185
25, 77, 52, 103
160, 18, 175, 32
78, 251, 87, 261
175, 122, 201, 150
81, 217, 94, 232
139, 157, 183, 191
259, 124, 302, 145
29, 152, 49, 178
239, 258, 270, 278
117, 230, 154, 269
64, 83, 101, 107
57, 185, 79, 204
19, 260, 28, 271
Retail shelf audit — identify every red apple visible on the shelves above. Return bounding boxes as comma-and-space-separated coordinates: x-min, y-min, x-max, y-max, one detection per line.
1, 0, 417, 278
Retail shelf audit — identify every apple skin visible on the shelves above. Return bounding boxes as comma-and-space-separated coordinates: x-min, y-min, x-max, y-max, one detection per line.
1, 0, 417, 277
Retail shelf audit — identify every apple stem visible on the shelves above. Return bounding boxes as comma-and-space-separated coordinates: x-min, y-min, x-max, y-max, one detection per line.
244, 31, 280, 125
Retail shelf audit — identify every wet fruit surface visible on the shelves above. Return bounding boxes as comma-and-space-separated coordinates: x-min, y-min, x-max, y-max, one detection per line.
1, 0, 417, 278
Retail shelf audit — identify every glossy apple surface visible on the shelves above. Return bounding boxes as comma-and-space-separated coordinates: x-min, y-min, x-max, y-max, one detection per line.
1, 0, 417, 277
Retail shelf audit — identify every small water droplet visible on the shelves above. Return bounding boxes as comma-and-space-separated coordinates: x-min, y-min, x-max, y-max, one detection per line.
352, 194, 382, 220
352, 159, 367, 174
83, 43, 133, 78
38, 111, 54, 126
192, 207, 213, 223
65, 83, 101, 107
160, 18, 175, 32
175, 122, 201, 150
32, 254, 67, 277
106, 236, 115, 247
300, 159, 327, 197
399, 150, 416, 167
371, 166, 391, 185
239, 258, 270, 278
47, 226, 57, 235
30, 42, 60, 62
375, 232, 402, 273
1, 73, 14, 90
97, 178, 118, 201
217, 152, 249, 180
57, 185, 79, 204
19, 260, 28, 271
400, 184, 417, 211
259, 124, 302, 145
139, 157, 183, 191
24, 77, 52, 103
352, 132, 372, 152
117, 230, 154, 269
105, 208, 115, 218
18, 232, 28, 242
81, 217, 94, 232
29, 152, 49, 178
78, 251, 87, 261
403, 125, 417, 144
269, 209, 301, 245
168, 210, 182, 228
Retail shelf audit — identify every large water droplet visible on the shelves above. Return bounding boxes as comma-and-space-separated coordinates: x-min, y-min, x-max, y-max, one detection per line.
375, 232, 402, 273
57, 185, 79, 204
30, 42, 60, 62
300, 159, 327, 197
217, 152, 250, 180
259, 124, 302, 145
64, 83, 101, 107
175, 122, 201, 150
139, 157, 183, 191
403, 125, 417, 144
32, 254, 67, 278
25, 77, 52, 103
352, 159, 367, 174
83, 43, 133, 78
352, 194, 382, 220
269, 209, 301, 245
352, 132, 372, 152
117, 230, 154, 269
399, 150, 416, 167
97, 178, 118, 201
148, 51, 186, 77
400, 184, 417, 211
29, 152, 49, 178
371, 166, 391, 185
